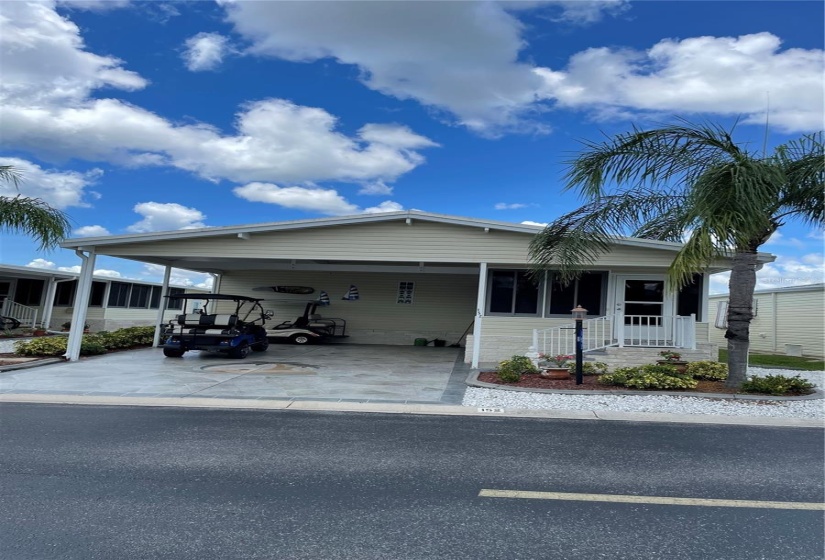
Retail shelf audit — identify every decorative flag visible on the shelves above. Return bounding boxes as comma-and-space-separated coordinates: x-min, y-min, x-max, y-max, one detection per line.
317, 291, 330, 306
341, 285, 360, 301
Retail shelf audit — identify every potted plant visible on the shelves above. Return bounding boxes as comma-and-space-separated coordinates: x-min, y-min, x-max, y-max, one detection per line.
61, 321, 91, 333
656, 350, 688, 373
539, 354, 574, 379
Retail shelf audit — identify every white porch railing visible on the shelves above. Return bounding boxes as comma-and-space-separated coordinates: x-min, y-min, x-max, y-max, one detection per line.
0, 300, 39, 329
618, 313, 696, 348
533, 313, 696, 356
533, 315, 615, 356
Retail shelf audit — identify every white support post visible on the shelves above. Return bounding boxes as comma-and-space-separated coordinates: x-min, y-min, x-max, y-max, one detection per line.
41, 276, 57, 329
152, 265, 172, 348
64, 249, 96, 361
617, 312, 625, 348
471, 263, 488, 369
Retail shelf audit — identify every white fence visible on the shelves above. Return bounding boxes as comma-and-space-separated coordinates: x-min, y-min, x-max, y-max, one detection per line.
0, 300, 39, 328
534, 313, 696, 356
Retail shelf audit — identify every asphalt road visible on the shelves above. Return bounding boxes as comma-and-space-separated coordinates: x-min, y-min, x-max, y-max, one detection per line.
0, 404, 822, 560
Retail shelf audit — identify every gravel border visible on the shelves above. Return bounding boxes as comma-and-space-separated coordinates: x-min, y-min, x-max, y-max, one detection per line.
463, 368, 825, 419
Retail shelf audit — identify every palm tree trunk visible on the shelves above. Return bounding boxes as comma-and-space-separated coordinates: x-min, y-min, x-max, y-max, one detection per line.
724, 250, 758, 388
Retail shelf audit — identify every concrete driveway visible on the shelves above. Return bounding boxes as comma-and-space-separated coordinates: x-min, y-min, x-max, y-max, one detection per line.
0, 344, 469, 404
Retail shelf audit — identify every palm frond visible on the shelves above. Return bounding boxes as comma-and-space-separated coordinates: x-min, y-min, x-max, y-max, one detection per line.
0, 195, 71, 250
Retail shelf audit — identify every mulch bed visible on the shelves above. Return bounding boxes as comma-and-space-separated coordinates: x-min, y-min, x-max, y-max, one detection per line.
477, 372, 743, 394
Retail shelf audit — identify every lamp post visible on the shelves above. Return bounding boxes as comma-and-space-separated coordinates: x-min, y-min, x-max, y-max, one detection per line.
572, 305, 587, 385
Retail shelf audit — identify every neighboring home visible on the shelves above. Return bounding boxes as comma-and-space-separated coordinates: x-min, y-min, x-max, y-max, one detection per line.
0, 263, 208, 332
58, 211, 774, 365
709, 283, 824, 359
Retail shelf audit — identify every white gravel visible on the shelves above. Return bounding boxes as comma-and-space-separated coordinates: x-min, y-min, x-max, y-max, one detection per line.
463, 368, 825, 419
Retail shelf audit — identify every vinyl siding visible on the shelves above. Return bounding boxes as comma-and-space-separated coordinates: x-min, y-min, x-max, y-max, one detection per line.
218, 270, 478, 344
709, 288, 824, 358
97, 221, 690, 267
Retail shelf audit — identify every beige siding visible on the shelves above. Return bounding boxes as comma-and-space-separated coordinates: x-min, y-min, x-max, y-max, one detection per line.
709, 288, 824, 358
99, 221, 687, 267
218, 270, 478, 345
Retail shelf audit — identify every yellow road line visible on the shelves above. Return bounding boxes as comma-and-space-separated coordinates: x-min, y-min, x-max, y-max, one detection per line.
478, 489, 825, 511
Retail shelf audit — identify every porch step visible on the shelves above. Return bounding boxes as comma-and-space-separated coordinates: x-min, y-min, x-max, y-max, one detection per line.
582, 344, 717, 370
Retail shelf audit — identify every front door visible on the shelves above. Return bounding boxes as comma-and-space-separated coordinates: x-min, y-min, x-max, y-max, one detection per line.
613, 275, 672, 345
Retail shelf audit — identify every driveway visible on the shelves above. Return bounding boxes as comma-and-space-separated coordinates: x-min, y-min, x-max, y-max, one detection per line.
0, 344, 469, 404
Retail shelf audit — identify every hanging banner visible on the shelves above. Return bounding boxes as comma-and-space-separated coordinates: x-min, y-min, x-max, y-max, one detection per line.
252, 286, 315, 295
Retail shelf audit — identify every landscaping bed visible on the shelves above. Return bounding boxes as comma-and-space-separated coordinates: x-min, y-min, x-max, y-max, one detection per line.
477, 371, 744, 394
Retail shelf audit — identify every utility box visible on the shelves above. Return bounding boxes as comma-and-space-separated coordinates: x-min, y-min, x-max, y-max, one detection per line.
785, 344, 804, 357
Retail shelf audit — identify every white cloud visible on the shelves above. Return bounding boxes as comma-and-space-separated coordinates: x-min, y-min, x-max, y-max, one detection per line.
140, 263, 214, 289
27, 258, 57, 269
495, 202, 528, 210
362, 201, 404, 214
521, 220, 548, 227
93, 269, 122, 278
764, 230, 806, 249
221, 1, 553, 135
73, 225, 110, 237
182, 32, 231, 72
546, 1, 629, 24
126, 202, 207, 233
710, 253, 825, 294
0, 157, 101, 209
233, 182, 405, 216
57, 0, 131, 12
536, 32, 824, 133
0, 2, 437, 189
358, 181, 393, 196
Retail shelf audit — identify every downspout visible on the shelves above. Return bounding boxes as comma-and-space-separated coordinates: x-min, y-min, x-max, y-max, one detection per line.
152, 265, 172, 348
471, 263, 488, 369
64, 248, 96, 361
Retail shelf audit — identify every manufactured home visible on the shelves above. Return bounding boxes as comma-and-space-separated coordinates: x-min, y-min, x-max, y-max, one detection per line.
0, 263, 207, 332
709, 283, 824, 359
58, 211, 774, 365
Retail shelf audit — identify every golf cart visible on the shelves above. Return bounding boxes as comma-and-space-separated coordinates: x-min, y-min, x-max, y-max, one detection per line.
266, 302, 347, 345
160, 294, 272, 359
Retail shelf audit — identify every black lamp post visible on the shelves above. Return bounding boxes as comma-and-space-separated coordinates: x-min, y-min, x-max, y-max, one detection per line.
572, 305, 587, 385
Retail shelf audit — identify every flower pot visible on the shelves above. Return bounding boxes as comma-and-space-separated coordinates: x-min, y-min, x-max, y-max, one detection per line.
540, 367, 571, 379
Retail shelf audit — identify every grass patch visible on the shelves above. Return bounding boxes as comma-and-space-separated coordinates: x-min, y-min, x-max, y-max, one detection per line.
718, 349, 824, 371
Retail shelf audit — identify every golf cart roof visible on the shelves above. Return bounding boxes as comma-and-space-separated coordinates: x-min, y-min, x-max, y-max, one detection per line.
164, 293, 264, 302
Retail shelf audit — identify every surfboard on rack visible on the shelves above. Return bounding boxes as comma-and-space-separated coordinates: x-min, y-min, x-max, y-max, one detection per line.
252, 286, 315, 295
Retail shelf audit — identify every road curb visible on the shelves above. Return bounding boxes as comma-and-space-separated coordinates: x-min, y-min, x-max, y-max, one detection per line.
1, 393, 822, 428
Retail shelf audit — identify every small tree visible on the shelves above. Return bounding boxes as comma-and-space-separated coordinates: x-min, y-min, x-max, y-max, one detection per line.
529, 120, 823, 388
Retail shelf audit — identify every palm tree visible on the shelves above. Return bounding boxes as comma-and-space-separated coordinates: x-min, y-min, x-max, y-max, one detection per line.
529, 120, 824, 388
0, 165, 71, 250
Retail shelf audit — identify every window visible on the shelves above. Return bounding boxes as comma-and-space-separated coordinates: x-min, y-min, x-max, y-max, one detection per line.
397, 281, 415, 304
548, 272, 604, 316
167, 288, 185, 310
149, 286, 162, 309
677, 274, 703, 321
54, 281, 77, 306
488, 270, 539, 315
108, 282, 130, 308
89, 282, 106, 307
129, 285, 151, 308
15, 279, 44, 306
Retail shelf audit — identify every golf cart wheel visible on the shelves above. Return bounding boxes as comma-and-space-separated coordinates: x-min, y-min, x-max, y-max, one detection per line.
163, 347, 185, 358
251, 338, 269, 352
290, 333, 313, 345
229, 343, 250, 359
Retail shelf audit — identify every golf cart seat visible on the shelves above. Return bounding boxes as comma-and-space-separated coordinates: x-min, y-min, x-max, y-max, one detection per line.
308, 313, 346, 337
176, 313, 239, 335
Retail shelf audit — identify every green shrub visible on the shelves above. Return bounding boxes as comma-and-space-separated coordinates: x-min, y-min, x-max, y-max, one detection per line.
497, 355, 539, 383
13, 325, 156, 357
598, 365, 698, 390
567, 361, 608, 376
14, 337, 68, 356
741, 374, 815, 396
686, 361, 728, 381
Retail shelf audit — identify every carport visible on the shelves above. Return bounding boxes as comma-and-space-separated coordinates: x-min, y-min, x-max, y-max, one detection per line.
1, 344, 469, 403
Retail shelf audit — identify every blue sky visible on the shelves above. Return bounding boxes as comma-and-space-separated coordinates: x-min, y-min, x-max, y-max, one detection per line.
1, 0, 823, 292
